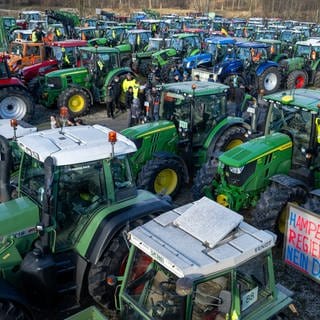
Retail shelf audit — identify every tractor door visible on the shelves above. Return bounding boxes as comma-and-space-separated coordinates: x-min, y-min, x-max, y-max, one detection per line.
235, 251, 275, 318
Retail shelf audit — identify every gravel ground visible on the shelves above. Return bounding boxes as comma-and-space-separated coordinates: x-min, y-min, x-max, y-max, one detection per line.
29, 103, 319, 320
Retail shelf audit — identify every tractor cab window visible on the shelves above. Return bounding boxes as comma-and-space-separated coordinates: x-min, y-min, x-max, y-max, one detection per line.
56, 160, 105, 236
236, 252, 271, 317
122, 249, 185, 319
192, 273, 231, 320
269, 102, 313, 165
161, 91, 189, 124
295, 45, 311, 58
192, 95, 227, 145
110, 156, 136, 201
26, 45, 40, 56
171, 38, 184, 51
20, 153, 45, 203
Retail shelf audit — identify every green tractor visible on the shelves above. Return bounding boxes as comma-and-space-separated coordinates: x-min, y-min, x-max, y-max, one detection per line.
193, 88, 320, 235
151, 33, 202, 82
39, 46, 134, 116
0, 121, 172, 318
116, 197, 294, 320
280, 38, 320, 89
122, 81, 257, 198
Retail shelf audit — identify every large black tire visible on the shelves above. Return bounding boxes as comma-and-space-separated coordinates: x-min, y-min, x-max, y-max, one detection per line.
137, 157, 185, 198
302, 195, 320, 214
88, 216, 155, 309
0, 300, 30, 320
251, 182, 307, 234
208, 126, 248, 160
57, 87, 90, 117
258, 66, 281, 94
286, 70, 308, 89
313, 71, 320, 88
192, 159, 218, 200
0, 87, 34, 121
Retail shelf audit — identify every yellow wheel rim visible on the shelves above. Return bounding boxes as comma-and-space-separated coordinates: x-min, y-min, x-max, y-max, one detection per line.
154, 168, 178, 195
217, 194, 229, 207
68, 94, 85, 113
225, 138, 243, 151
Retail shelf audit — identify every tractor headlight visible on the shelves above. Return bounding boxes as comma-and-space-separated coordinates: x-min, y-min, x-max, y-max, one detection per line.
229, 166, 244, 174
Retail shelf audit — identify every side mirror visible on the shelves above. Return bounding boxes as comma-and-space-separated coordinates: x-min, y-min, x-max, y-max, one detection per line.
218, 290, 232, 314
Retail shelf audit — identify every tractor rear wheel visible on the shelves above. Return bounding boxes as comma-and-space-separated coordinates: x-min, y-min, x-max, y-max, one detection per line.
258, 67, 281, 94
192, 159, 218, 200
286, 70, 308, 89
137, 157, 185, 198
57, 87, 90, 117
0, 300, 30, 320
302, 195, 320, 214
313, 71, 320, 88
208, 126, 248, 160
0, 87, 34, 121
251, 182, 307, 234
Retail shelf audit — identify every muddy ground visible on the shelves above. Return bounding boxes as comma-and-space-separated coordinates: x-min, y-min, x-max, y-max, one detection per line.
29, 103, 319, 320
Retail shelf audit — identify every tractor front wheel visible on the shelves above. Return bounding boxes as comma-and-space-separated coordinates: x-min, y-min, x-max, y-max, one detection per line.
251, 182, 307, 235
0, 87, 34, 121
258, 67, 281, 94
137, 158, 185, 198
313, 71, 320, 88
0, 300, 30, 320
57, 87, 90, 117
286, 70, 308, 89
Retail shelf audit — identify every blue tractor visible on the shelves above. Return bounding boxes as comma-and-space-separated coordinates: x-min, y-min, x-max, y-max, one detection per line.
183, 36, 236, 71
212, 41, 282, 95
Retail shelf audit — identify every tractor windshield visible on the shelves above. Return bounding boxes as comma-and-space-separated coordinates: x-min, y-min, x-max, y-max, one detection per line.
268, 101, 314, 165
122, 248, 185, 319
20, 153, 45, 204
171, 38, 184, 51
295, 45, 312, 57
161, 91, 227, 142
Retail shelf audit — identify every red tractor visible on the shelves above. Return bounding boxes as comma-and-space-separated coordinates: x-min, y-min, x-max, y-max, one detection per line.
0, 56, 34, 121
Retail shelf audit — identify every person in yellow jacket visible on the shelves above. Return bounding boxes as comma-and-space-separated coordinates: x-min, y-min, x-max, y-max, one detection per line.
122, 73, 136, 94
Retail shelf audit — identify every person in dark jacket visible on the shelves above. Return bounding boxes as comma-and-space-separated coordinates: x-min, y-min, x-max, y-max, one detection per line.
234, 84, 246, 117
112, 76, 121, 113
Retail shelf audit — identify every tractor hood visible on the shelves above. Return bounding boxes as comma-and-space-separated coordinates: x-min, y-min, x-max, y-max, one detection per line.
45, 66, 87, 78
121, 120, 175, 139
219, 132, 292, 167
214, 59, 242, 76
0, 197, 39, 239
183, 52, 212, 70
280, 57, 304, 71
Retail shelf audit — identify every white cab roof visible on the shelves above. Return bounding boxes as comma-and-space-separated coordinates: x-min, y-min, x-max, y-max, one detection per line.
0, 119, 36, 139
129, 197, 276, 278
17, 124, 136, 166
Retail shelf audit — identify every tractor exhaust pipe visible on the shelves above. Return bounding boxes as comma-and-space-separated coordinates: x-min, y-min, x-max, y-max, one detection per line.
0, 135, 12, 202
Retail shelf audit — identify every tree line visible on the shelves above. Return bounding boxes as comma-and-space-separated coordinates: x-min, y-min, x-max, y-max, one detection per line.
3, 0, 320, 22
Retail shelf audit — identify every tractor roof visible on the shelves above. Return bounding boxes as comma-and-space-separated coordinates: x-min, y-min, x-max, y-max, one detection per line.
237, 41, 269, 49
172, 33, 200, 38
49, 39, 88, 47
0, 120, 36, 139
205, 36, 236, 45
17, 124, 136, 166
79, 46, 120, 54
161, 81, 229, 96
264, 88, 320, 113
129, 197, 276, 278
295, 38, 320, 47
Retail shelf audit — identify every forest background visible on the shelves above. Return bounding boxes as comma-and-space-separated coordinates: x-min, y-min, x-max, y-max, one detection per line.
0, 0, 319, 23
